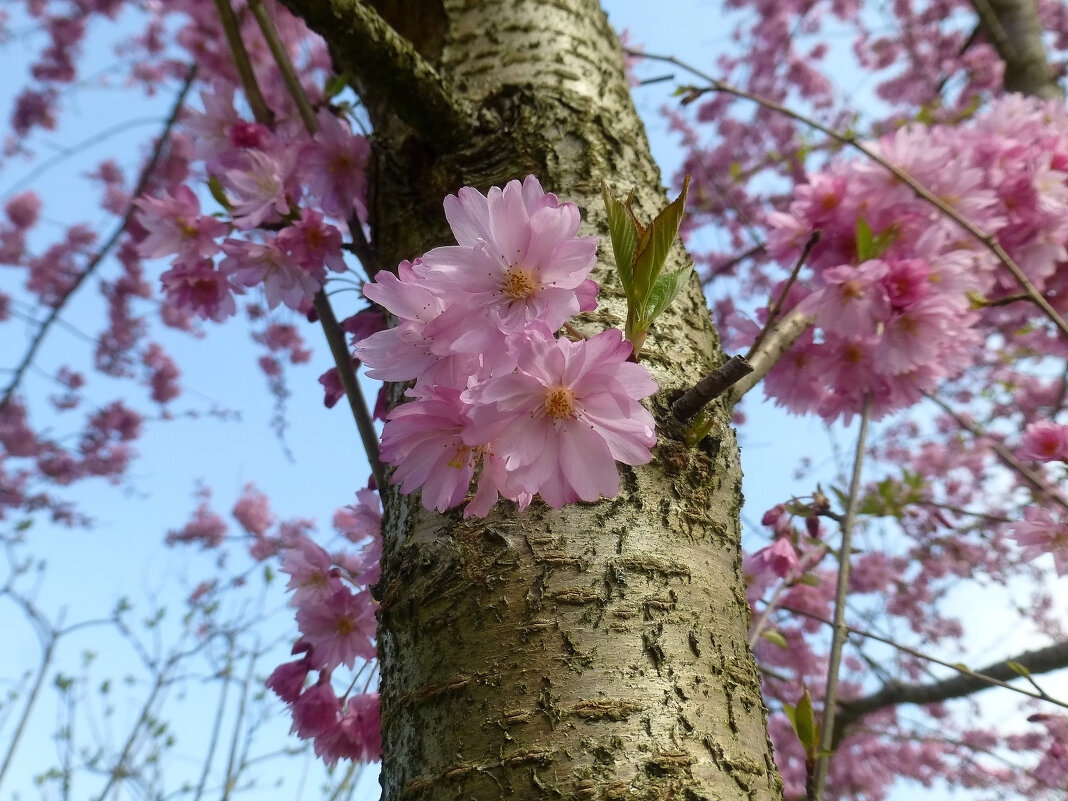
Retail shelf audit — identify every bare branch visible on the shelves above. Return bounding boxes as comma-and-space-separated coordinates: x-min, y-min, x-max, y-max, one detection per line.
835, 639, 1068, 740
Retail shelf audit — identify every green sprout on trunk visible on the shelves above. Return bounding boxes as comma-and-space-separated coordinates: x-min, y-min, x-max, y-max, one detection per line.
602, 177, 692, 359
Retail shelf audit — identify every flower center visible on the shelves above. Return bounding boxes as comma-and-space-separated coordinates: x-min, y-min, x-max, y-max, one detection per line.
447, 444, 472, 470
501, 266, 537, 299
543, 387, 576, 420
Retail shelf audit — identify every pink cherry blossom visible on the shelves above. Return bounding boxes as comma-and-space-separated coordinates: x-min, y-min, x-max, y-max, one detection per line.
220, 237, 320, 310
300, 109, 371, 222
134, 185, 227, 261
290, 681, 341, 739
224, 147, 299, 229
266, 659, 310, 704
295, 586, 377, 671
417, 175, 598, 350
464, 329, 657, 509
280, 536, 342, 607
313, 692, 381, 765
1012, 506, 1068, 576
159, 258, 237, 321
1018, 420, 1068, 462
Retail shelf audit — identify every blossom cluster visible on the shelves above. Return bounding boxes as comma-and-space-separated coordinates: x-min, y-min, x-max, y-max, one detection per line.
756, 95, 1068, 424
264, 488, 383, 765
133, 101, 368, 321
356, 176, 659, 516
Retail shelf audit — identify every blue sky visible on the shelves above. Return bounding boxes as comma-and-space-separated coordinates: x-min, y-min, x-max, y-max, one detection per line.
1, 2, 1059, 799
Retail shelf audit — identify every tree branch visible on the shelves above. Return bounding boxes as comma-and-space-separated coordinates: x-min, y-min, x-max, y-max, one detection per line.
276, 0, 476, 148
969, 0, 1063, 100
812, 394, 871, 799
835, 639, 1068, 741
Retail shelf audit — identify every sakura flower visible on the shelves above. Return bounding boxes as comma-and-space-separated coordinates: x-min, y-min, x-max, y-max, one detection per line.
276, 209, 346, 274
134, 185, 226, 261
1018, 420, 1068, 462
798, 261, 889, 338
224, 147, 299, 229
379, 386, 499, 514
334, 489, 382, 585
301, 109, 371, 222
221, 237, 320, 310
464, 328, 657, 509
159, 258, 237, 321
356, 262, 452, 382
266, 659, 310, 704
416, 175, 599, 352
231, 483, 274, 536
1012, 506, 1068, 576
290, 681, 341, 739
750, 538, 801, 579
295, 585, 377, 671
313, 692, 381, 765
4, 191, 41, 230
281, 536, 342, 607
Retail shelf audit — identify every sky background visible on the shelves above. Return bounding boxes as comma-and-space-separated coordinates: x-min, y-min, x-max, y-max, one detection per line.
1, 1, 1062, 799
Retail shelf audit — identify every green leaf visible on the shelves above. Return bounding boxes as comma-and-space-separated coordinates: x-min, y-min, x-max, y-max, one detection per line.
855, 216, 898, 262
645, 265, 693, 323
602, 182, 639, 296
855, 217, 875, 262
798, 573, 821, 587
207, 175, 231, 211
324, 72, 350, 98
790, 687, 820, 755
762, 629, 789, 649
1007, 661, 1032, 678
631, 176, 690, 304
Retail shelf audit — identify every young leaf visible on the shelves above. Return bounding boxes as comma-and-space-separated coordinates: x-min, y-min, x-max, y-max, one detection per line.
790, 687, 820, 757
207, 175, 232, 211
602, 182, 639, 295
855, 217, 875, 262
762, 629, 789, 649
645, 265, 694, 323
1007, 661, 1032, 679
324, 72, 350, 98
631, 175, 691, 302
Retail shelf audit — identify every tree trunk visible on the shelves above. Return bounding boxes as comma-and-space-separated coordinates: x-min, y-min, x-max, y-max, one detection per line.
281, 1, 782, 798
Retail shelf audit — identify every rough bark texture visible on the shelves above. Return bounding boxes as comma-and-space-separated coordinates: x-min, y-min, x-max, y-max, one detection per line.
280, 1, 782, 799
970, 0, 1062, 99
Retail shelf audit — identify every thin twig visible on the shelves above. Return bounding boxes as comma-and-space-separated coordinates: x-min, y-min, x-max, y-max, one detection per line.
925, 392, 1068, 514
637, 50, 1068, 342
212, 0, 274, 125
216, 1, 386, 489
313, 292, 385, 489
1, 66, 197, 409
725, 309, 814, 407
812, 394, 871, 800
780, 607, 1068, 729
247, 0, 318, 132
747, 230, 820, 360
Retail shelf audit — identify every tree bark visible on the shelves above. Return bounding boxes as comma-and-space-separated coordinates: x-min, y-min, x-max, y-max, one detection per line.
280, 1, 782, 798
969, 0, 1062, 99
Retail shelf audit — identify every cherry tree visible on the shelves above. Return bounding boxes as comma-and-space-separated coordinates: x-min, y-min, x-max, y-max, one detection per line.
2, 1, 1068, 800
